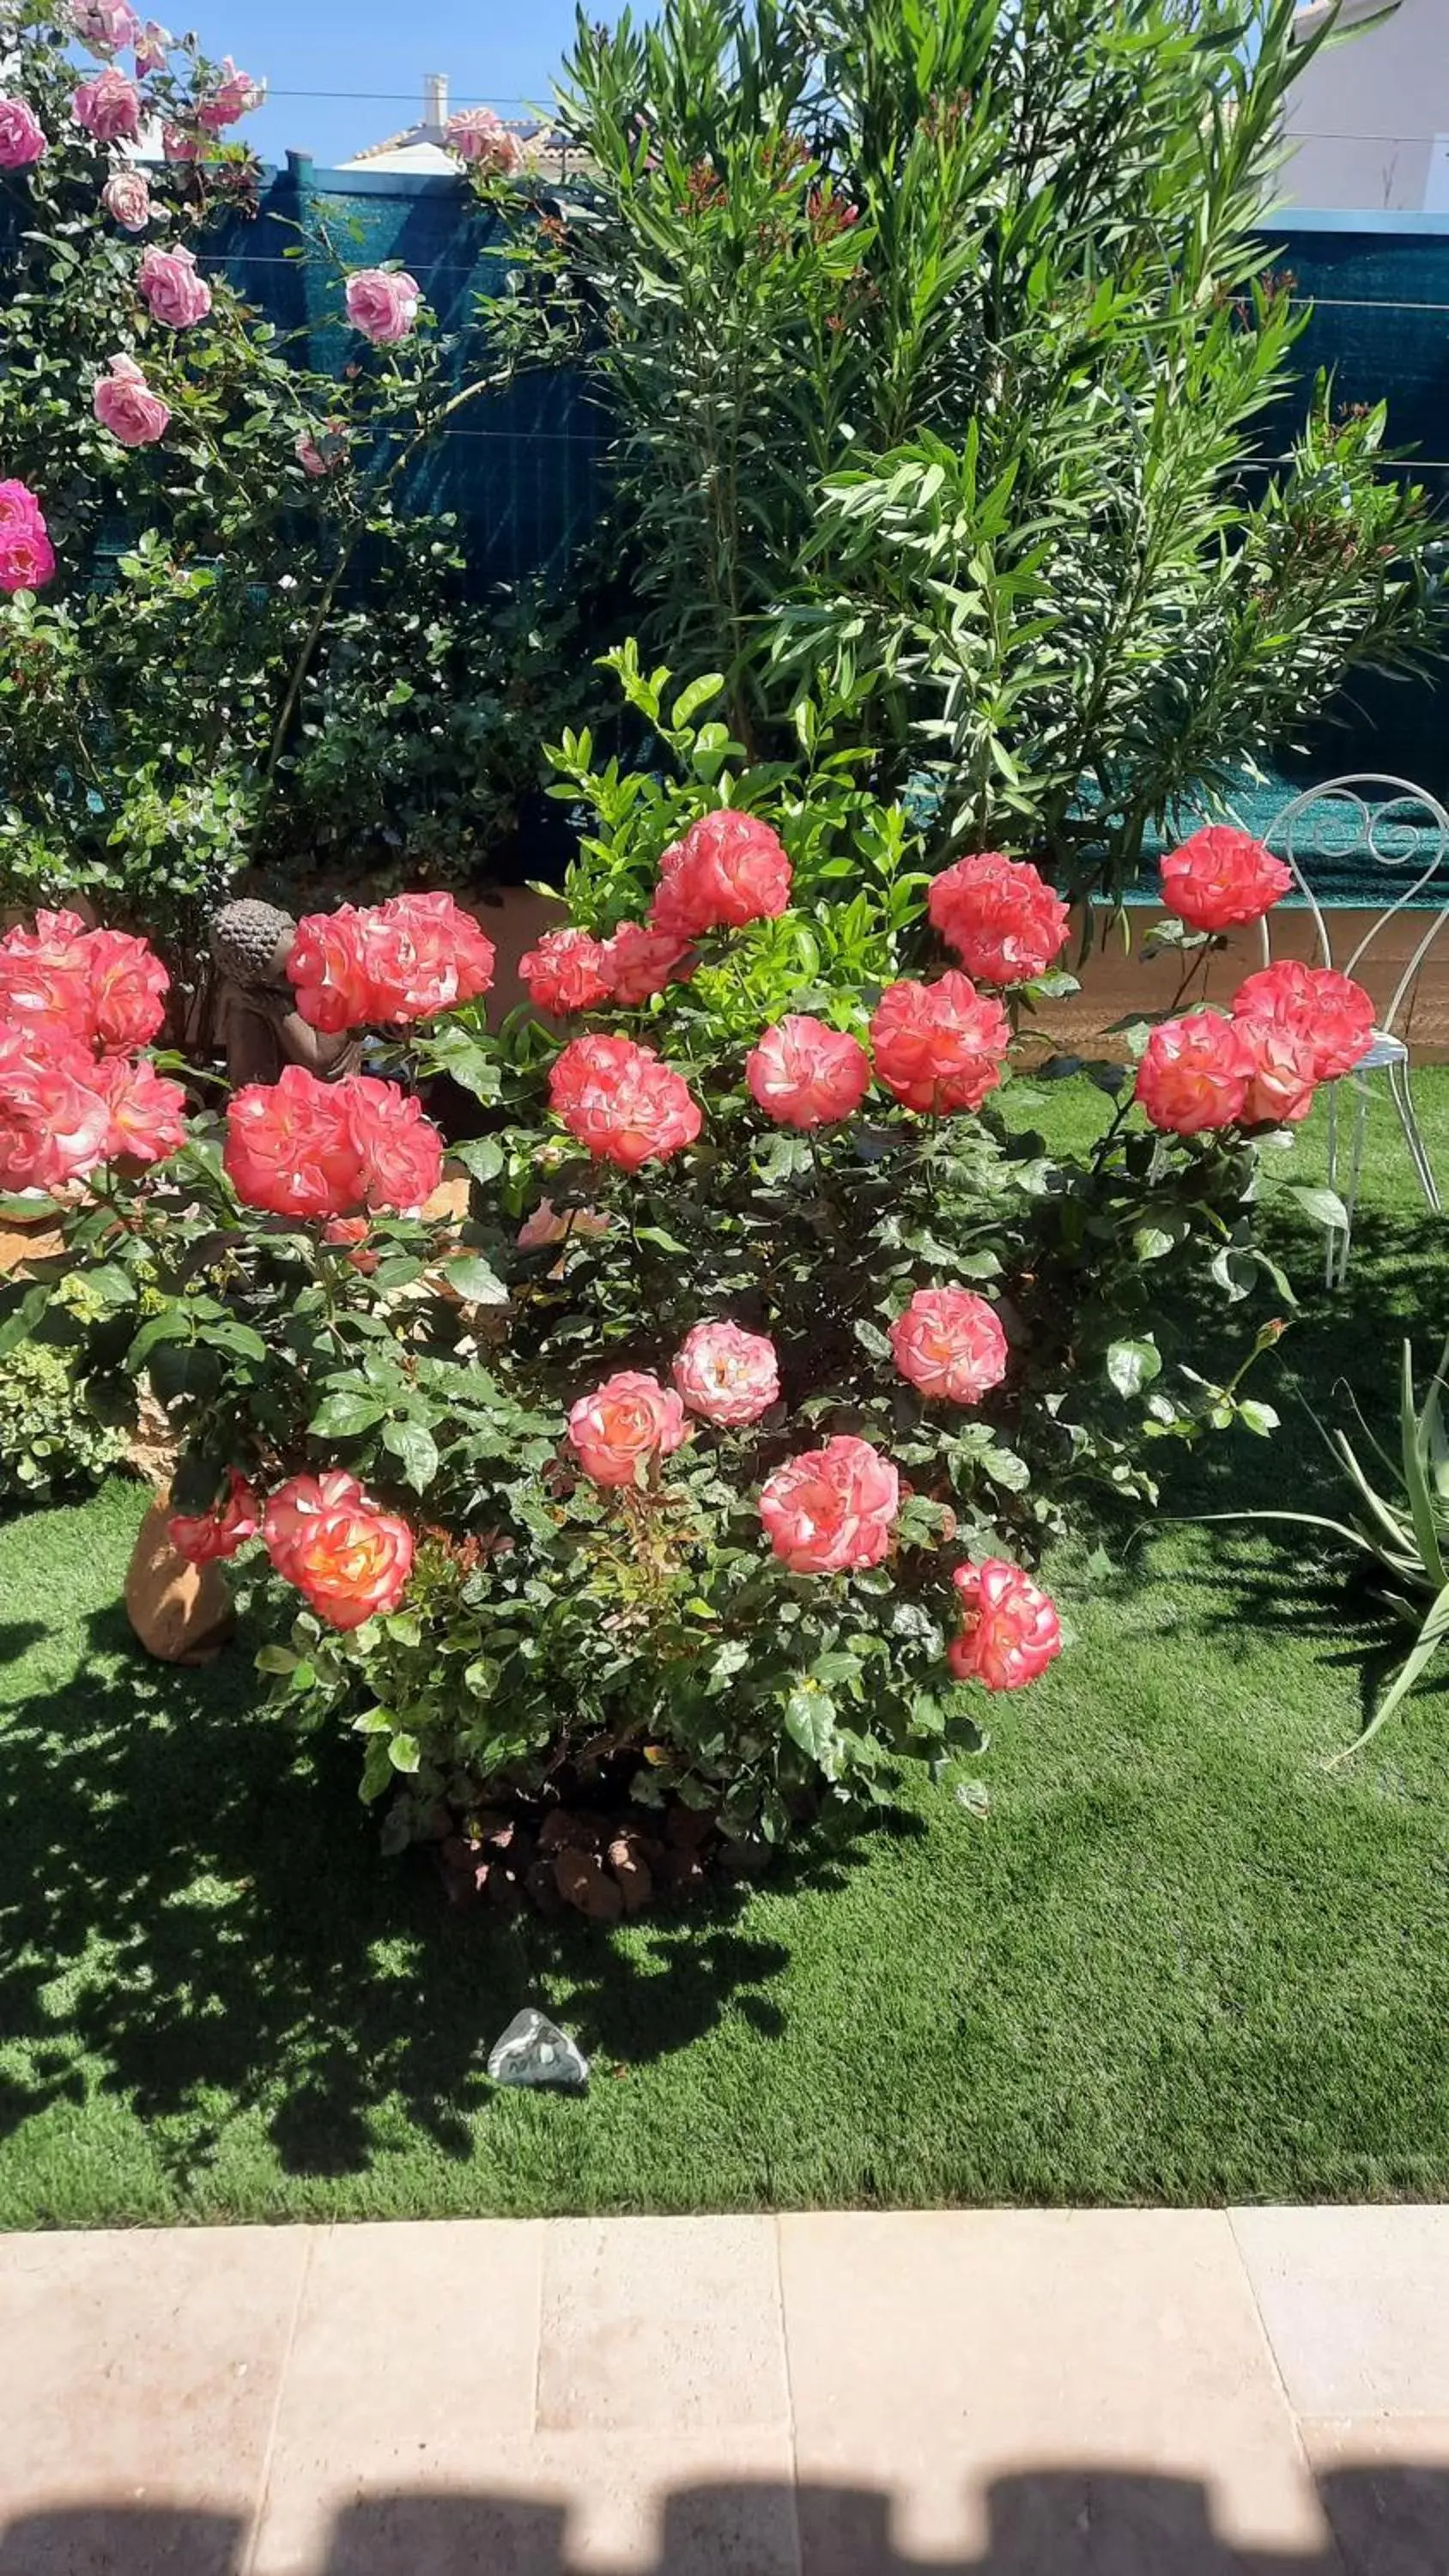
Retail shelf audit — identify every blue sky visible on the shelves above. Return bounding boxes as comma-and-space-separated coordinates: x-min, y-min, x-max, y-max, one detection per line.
197, 0, 634, 169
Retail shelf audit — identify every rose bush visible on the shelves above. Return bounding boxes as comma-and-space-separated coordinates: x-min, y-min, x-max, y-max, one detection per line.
0, 677, 1346, 1887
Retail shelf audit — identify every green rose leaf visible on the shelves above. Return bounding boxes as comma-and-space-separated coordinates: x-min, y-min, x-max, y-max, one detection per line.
1106, 1338, 1162, 1397
382, 1419, 440, 1492
446, 1254, 511, 1308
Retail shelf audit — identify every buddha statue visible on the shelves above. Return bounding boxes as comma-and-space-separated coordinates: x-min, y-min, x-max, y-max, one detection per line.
207, 898, 362, 1087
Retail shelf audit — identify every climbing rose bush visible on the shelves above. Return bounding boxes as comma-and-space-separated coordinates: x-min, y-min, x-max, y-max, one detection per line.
0, 684, 1340, 1861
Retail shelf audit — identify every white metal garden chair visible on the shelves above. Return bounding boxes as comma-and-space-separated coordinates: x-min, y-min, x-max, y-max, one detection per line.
1238, 773, 1449, 1288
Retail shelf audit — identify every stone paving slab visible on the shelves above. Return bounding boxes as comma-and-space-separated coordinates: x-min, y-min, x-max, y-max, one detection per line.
1, 2210, 1448, 2575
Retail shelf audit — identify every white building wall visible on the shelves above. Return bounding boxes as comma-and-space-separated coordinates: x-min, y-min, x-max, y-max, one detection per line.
1282, 0, 1449, 210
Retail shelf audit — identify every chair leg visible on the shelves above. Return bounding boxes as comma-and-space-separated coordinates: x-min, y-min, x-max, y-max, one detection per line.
1325, 1082, 1340, 1290
1329, 1080, 1368, 1291
1386, 1056, 1442, 1213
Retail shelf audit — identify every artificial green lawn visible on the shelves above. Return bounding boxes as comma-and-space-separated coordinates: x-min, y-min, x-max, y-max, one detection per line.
2, 1072, 1448, 2224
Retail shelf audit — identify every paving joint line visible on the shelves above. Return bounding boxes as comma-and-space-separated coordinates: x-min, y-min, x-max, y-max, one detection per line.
239, 2221, 321, 2576
1225, 2209, 1353, 2576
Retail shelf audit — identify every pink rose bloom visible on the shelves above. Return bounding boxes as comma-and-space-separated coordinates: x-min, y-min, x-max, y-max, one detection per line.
446, 106, 524, 173
599, 920, 694, 1005
1160, 825, 1293, 933
928, 851, 1070, 986
0, 482, 55, 594
264, 1470, 414, 1631
162, 123, 202, 162
0, 99, 48, 170
294, 420, 348, 478
197, 58, 264, 133
341, 1074, 444, 1214
0, 1025, 112, 1194
0, 906, 93, 1043
648, 811, 792, 939
287, 904, 373, 1034
82, 925, 169, 1050
1239, 1018, 1318, 1127
345, 268, 422, 345
869, 974, 1010, 1115
94, 1054, 187, 1164
167, 1467, 260, 1566
93, 351, 170, 447
101, 168, 152, 231
68, 0, 140, 57
134, 21, 170, 74
761, 1435, 900, 1575
364, 891, 497, 1023
521, 925, 613, 1016
567, 1370, 688, 1487
745, 1014, 870, 1128
673, 1320, 780, 1428
890, 1287, 1009, 1407
1134, 1011, 1254, 1136
137, 243, 212, 329
73, 69, 142, 143
549, 1033, 702, 1171
517, 1197, 611, 1251
949, 1558, 1062, 1692
1231, 960, 1374, 1083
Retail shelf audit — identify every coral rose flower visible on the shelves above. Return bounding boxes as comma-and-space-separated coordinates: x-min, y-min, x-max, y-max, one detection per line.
94, 1055, 187, 1164
890, 1287, 1009, 1406
322, 1214, 378, 1274
342, 1075, 444, 1213
136, 242, 212, 328
287, 906, 373, 1035
1231, 960, 1374, 1082
745, 1014, 870, 1128
949, 1558, 1062, 1691
1160, 825, 1293, 933
599, 920, 694, 1005
345, 268, 422, 345
567, 1370, 688, 1486
263, 1469, 415, 1631
73, 68, 142, 143
672, 1320, 780, 1427
223, 1066, 359, 1218
549, 1034, 702, 1170
1238, 1018, 1318, 1127
520, 925, 613, 1015
101, 168, 151, 230
759, 1434, 900, 1575
364, 891, 496, 1022
517, 1198, 611, 1250
0, 908, 94, 1043
0, 98, 48, 169
1134, 1011, 1253, 1136
82, 927, 168, 1051
928, 851, 1070, 985
647, 811, 792, 939
94, 353, 170, 447
0, 1026, 112, 1193
869, 974, 1009, 1115
168, 1467, 260, 1564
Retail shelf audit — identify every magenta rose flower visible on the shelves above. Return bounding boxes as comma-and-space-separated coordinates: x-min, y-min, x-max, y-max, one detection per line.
673, 1320, 780, 1428
0, 483, 56, 595
567, 1370, 688, 1488
73, 68, 142, 143
137, 243, 212, 329
100, 168, 152, 231
890, 1287, 1009, 1407
0, 98, 47, 170
93, 353, 170, 447
760, 1435, 900, 1575
345, 268, 422, 345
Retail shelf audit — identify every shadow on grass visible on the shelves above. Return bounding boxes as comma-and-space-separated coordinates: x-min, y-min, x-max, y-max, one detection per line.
0, 1600, 896, 2185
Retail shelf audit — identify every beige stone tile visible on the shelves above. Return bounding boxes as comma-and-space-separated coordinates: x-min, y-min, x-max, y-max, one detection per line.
534, 2217, 790, 2436
780, 2210, 1326, 2574
251, 2220, 543, 2576
252, 2431, 799, 2576
1232, 2208, 1449, 2417
1301, 2417, 1449, 2576
0, 2224, 312, 2576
